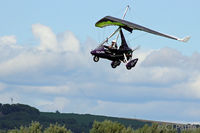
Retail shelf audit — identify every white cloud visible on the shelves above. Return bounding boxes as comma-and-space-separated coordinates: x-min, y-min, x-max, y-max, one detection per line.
0, 51, 56, 76
32, 24, 80, 53
19, 84, 76, 95
1, 24, 200, 122
190, 76, 200, 96
179, 75, 200, 99
142, 47, 184, 67
0, 35, 16, 45
32, 24, 58, 51
0, 25, 85, 78
141, 47, 200, 70
58, 31, 80, 52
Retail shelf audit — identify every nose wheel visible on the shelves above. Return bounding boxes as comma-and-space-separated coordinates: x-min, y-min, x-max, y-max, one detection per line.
126, 58, 138, 70
93, 56, 99, 62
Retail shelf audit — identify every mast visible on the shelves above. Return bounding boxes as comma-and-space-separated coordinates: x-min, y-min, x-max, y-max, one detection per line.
115, 5, 130, 45
123, 5, 130, 20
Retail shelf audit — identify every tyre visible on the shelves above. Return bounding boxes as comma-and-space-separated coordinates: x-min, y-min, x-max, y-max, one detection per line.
111, 61, 117, 68
116, 61, 121, 66
126, 65, 131, 70
93, 56, 99, 62
111, 64, 117, 68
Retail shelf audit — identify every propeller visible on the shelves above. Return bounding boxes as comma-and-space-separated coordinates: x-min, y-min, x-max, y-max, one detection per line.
132, 45, 140, 52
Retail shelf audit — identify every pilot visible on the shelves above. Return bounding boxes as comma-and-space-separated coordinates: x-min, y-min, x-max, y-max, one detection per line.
109, 40, 118, 49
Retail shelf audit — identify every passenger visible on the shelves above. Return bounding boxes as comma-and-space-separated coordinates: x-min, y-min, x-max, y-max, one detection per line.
109, 40, 118, 49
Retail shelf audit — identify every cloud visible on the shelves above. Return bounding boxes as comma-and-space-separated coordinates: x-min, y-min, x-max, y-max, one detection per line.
58, 31, 80, 52
32, 24, 58, 51
0, 24, 86, 81
32, 24, 80, 52
0, 35, 16, 45
19, 84, 77, 95
142, 47, 200, 70
179, 75, 200, 99
141, 47, 183, 67
1, 24, 200, 122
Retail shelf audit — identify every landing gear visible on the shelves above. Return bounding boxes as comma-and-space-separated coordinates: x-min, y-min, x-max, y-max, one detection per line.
93, 56, 99, 62
126, 58, 138, 70
111, 60, 121, 68
126, 66, 131, 70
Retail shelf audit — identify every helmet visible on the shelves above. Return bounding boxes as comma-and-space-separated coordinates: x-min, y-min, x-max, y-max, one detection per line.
112, 40, 116, 43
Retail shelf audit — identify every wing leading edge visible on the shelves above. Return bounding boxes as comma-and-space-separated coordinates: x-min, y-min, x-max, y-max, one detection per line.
95, 16, 190, 42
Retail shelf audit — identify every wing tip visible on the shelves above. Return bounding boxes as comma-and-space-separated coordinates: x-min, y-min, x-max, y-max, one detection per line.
178, 36, 191, 43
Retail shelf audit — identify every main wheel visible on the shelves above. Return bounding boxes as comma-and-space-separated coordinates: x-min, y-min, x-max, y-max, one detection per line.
111, 62, 117, 68
93, 56, 99, 62
111, 64, 117, 68
116, 60, 121, 66
111, 61, 117, 68
111, 61, 121, 68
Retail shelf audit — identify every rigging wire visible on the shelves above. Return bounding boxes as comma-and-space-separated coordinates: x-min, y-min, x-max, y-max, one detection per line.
128, 32, 148, 44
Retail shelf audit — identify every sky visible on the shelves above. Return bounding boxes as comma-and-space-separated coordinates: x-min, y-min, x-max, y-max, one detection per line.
0, 0, 200, 123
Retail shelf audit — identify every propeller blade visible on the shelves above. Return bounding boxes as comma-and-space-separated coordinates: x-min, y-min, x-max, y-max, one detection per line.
132, 45, 140, 52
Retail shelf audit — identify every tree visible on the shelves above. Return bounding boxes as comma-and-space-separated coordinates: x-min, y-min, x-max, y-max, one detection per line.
0, 103, 39, 115
121, 127, 135, 133
7, 122, 42, 133
55, 110, 60, 114
44, 123, 72, 133
90, 120, 126, 133
135, 123, 177, 133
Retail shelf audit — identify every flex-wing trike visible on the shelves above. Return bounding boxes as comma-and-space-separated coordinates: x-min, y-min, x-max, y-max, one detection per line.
91, 28, 139, 70
90, 6, 190, 70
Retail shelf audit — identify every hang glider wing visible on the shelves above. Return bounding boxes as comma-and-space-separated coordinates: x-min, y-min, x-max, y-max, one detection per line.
95, 16, 190, 42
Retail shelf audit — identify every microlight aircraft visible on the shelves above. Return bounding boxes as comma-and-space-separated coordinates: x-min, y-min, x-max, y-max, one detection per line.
90, 6, 190, 70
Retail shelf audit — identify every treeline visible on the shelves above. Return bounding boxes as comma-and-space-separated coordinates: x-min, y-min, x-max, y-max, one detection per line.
0, 120, 200, 133
90, 120, 200, 133
0, 103, 40, 130
0, 103, 199, 133
0, 122, 72, 133
0, 103, 39, 115
0, 103, 151, 132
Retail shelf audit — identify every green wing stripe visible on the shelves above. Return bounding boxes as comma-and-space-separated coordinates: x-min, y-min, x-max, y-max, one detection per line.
95, 16, 133, 32
95, 21, 125, 28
